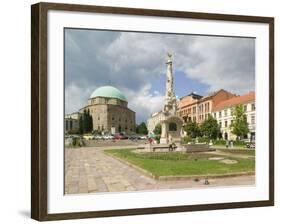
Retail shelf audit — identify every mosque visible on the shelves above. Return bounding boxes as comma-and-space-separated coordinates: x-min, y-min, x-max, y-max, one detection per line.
65, 85, 136, 134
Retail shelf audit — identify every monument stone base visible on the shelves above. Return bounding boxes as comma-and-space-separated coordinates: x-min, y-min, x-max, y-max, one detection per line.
160, 138, 169, 144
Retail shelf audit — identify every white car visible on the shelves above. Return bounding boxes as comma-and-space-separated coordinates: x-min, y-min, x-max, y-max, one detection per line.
83, 135, 93, 140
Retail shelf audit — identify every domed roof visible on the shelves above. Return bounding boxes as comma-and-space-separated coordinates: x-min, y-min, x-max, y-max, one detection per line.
90, 86, 127, 101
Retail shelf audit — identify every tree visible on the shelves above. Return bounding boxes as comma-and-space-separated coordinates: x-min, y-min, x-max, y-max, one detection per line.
82, 110, 89, 133
78, 109, 93, 134
200, 116, 220, 139
78, 116, 83, 134
89, 113, 93, 132
230, 104, 249, 139
183, 121, 201, 138
136, 122, 148, 135
153, 123, 162, 135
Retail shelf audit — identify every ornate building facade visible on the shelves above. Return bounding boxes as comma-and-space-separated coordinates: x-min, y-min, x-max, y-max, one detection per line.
212, 91, 255, 141
178, 89, 236, 124
65, 112, 80, 133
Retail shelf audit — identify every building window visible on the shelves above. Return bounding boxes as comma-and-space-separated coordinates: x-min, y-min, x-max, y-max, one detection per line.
112, 117, 115, 120
244, 105, 247, 112
224, 120, 228, 128
65, 120, 68, 130
214, 112, 216, 118
219, 122, 222, 128
224, 110, 227, 117
219, 111, 222, 118
193, 106, 196, 114
251, 115, 255, 124
251, 103, 255, 111
98, 117, 100, 120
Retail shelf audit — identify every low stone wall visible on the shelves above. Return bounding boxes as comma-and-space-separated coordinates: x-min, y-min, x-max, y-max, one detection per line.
84, 139, 147, 147
137, 143, 215, 153
183, 144, 215, 152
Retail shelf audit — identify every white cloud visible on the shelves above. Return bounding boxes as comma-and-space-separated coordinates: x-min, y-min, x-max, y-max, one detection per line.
125, 84, 165, 123
65, 29, 255, 121
65, 83, 92, 114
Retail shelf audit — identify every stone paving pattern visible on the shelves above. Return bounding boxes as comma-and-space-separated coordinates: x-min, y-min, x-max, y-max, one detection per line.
65, 147, 255, 194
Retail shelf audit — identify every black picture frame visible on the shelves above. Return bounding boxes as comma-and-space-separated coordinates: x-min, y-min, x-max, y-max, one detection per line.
31, 2, 274, 221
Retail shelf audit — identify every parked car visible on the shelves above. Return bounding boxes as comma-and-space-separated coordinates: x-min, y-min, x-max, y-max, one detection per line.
83, 134, 94, 140
114, 133, 128, 140
128, 135, 141, 141
140, 135, 148, 140
94, 135, 103, 140
246, 142, 255, 149
103, 134, 114, 140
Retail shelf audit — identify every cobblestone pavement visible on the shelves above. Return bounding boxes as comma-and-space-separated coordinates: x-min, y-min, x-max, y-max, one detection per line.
65, 147, 255, 194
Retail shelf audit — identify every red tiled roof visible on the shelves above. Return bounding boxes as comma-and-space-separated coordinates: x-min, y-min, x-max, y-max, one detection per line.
213, 91, 255, 111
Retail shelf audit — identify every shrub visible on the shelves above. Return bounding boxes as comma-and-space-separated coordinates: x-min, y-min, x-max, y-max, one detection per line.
213, 139, 226, 145
182, 136, 193, 144
155, 135, 160, 144
233, 140, 246, 146
197, 136, 210, 143
72, 137, 82, 147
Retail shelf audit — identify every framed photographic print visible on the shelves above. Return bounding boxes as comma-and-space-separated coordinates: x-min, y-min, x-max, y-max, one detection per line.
31, 2, 274, 221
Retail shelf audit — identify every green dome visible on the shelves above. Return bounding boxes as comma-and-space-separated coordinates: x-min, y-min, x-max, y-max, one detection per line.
90, 86, 127, 101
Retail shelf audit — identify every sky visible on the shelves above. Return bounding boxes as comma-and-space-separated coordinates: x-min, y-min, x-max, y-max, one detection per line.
64, 28, 255, 123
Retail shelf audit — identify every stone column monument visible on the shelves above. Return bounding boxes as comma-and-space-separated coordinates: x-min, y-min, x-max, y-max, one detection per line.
164, 53, 177, 115
160, 53, 183, 144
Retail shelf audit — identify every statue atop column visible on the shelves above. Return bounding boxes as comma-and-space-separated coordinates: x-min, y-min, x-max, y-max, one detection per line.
163, 53, 177, 115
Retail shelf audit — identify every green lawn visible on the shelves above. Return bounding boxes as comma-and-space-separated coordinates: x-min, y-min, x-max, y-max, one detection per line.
105, 149, 255, 178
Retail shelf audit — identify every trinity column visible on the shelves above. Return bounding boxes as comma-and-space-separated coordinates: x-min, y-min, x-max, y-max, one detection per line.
160, 53, 183, 144
163, 53, 177, 115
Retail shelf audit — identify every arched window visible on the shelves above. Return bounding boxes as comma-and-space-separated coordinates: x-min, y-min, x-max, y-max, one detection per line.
169, 122, 177, 131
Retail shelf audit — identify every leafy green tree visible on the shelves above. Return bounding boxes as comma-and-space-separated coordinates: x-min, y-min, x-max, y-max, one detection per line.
230, 104, 249, 139
200, 116, 220, 139
82, 110, 89, 133
184, 121, 201, 138
89, 113, 93, 132
78, 109, 93, 134
136, 122, 148, 135
78, 116, 83, 134
153, 123, 162, 135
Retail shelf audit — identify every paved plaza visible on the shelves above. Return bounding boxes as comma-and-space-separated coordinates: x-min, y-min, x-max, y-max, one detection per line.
64, 147, 255, 194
